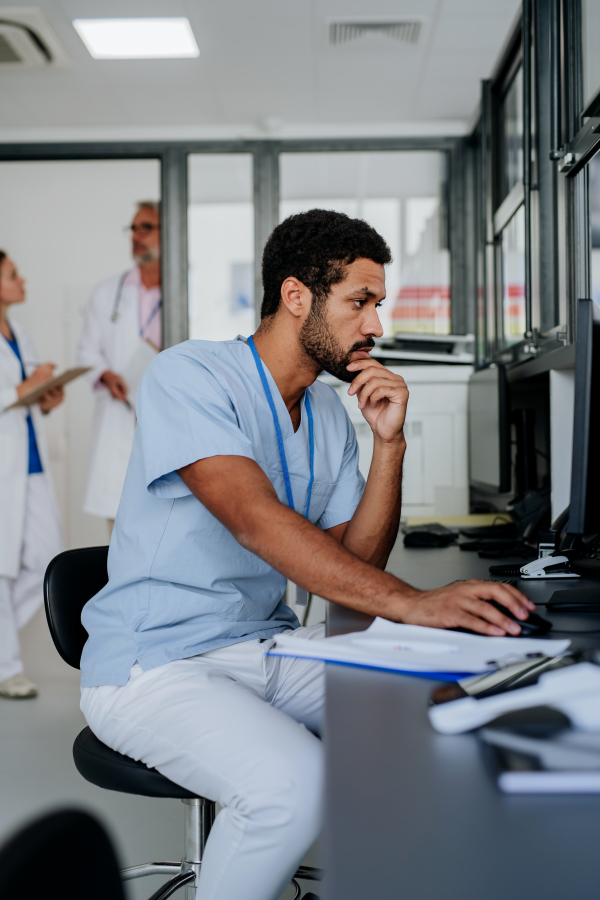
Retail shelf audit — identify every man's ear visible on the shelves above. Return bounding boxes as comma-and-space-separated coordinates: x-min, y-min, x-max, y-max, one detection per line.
280, 277, 311, 319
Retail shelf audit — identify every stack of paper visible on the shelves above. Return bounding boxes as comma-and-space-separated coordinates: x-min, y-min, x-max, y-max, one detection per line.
268, 617, 570, 681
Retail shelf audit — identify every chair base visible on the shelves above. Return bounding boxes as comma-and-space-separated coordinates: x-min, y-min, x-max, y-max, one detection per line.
120, 797, 323, 899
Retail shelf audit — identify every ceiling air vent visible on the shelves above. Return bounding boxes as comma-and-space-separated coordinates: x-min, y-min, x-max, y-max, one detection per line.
0, 31, 20, 62
0, 7, 71, 68
329, 20, 422, 47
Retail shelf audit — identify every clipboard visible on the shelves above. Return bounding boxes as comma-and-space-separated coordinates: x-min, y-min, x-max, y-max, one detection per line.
7, 366, 91, 409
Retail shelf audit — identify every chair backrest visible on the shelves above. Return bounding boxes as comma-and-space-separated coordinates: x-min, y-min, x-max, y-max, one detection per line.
44, 546, 109, 669
0, 808, 125, 900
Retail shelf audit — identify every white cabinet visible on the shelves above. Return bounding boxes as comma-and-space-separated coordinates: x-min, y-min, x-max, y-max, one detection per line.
331, 365, 473, 518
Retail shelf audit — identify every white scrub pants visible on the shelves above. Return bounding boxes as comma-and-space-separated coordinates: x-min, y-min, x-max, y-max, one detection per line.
80, 626, 325, 900
0, 472, 64, 682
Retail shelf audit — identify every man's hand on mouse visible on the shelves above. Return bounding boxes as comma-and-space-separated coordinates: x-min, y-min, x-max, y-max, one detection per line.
397, 580, 535, 636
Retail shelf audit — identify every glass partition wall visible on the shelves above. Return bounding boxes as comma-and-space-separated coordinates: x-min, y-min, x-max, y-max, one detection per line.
4, 0, 597, 386
188, 154, 254, 342
186, 146, 454, 344
280, 151, 450, 337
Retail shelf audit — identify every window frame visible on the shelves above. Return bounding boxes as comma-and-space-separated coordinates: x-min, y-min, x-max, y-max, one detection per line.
473, 0, 588, 368
0, 137, 463, 346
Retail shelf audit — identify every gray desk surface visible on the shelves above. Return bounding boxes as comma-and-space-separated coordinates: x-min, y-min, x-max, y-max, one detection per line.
324, 542, 600, 900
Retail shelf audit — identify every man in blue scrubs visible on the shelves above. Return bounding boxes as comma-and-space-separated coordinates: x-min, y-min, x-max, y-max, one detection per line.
80, 210, 533, 900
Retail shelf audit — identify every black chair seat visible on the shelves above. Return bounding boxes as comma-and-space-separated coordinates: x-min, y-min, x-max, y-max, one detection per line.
73, 727, 201, 800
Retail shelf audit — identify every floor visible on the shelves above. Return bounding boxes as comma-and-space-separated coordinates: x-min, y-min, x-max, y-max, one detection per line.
0, 607, 320, 899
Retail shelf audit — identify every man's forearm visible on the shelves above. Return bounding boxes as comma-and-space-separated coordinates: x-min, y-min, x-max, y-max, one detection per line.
341, 435, 405, 568
178, 456, 537, 636
233, 492, 419, 619
179, 456, 417, 620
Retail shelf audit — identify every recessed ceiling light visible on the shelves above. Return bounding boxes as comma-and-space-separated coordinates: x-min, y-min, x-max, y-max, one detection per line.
72, 17, 200, 59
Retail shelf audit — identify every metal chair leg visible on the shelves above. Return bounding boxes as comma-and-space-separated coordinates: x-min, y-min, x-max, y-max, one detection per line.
119, 798, 216, 899
122, 862, 182, 880
181, 797, 215, 899
120, 797, 322, 900
294, 865, 324, 882
147, 869, 196, 900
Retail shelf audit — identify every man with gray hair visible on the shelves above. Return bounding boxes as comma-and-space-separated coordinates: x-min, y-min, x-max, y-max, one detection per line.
77, 201, 162, 532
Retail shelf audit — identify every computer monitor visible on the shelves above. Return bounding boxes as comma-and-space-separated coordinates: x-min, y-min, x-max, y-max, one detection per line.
468, 364, 511, 494
567, 298, 600, 535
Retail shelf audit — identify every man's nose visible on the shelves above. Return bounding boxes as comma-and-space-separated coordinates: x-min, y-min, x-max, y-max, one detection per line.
363, 306, 384, 338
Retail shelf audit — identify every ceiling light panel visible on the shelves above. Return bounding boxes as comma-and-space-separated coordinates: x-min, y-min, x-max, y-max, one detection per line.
73, 17, 200, 59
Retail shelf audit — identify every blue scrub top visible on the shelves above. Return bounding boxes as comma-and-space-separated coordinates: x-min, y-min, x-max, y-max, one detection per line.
80, 336, 366, 687
3, 335, 43, 475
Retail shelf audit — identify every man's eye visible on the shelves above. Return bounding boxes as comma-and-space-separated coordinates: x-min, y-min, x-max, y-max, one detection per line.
353, 299, 366, 309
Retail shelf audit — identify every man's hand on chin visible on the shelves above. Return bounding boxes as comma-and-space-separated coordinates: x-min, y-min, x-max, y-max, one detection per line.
346, 358, 408, 445
392, 579, 536, 637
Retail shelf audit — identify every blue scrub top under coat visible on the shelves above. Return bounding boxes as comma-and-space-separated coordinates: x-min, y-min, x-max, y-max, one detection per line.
3, 335, 43, 475
80, 336, 366, 687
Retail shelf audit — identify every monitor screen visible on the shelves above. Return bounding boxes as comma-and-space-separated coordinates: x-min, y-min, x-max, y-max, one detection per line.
568, 298, 600, 534
468, 365, 511, 493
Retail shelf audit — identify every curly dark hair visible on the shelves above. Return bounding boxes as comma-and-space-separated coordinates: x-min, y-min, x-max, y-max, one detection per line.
260, 209, 392, 318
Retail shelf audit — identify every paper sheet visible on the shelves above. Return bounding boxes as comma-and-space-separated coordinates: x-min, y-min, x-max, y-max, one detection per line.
268, 617, 571, 678
121, 340, 159, 402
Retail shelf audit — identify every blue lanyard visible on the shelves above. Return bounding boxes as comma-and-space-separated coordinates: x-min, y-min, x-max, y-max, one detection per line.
140, 298, 162, 339
247, 335, 314, 519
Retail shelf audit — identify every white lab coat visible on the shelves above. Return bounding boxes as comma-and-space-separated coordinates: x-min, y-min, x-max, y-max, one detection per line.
0, 320, 60, 579
77, 269, 158, 519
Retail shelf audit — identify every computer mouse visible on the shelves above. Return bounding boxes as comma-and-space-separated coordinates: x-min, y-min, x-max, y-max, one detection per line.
485, 600, 552, 637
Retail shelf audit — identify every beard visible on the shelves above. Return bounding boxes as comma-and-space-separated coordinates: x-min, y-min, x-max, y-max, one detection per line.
299, 302, 375, 383
133, 246, 160, 265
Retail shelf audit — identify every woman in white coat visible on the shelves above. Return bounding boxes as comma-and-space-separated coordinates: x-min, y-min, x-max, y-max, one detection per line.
0, 251, 64, 698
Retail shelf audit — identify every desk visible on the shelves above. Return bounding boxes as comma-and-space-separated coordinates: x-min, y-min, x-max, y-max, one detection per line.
324, 543, 600, 900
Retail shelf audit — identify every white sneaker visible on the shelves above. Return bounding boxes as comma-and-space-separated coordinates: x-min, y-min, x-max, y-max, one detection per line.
0, 673, 38, 698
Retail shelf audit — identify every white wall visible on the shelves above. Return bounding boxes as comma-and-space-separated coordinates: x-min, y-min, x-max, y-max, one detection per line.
0, 160, 160, 548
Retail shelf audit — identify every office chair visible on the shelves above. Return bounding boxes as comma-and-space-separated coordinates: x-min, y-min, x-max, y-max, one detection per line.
0, 807, 125, 900
44, 546, 322, 900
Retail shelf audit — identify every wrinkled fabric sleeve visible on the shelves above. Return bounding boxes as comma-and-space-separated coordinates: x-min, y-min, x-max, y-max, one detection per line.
136, 346, 256, 499
317, 414, 366, 530
0, 385, 18, 412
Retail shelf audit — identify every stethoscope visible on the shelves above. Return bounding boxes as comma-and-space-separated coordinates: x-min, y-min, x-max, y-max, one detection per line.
110, 271, 129, 323
111, 270, 162, 338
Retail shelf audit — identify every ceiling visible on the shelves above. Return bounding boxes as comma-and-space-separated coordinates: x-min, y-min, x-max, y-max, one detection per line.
0, 0, 520, 141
